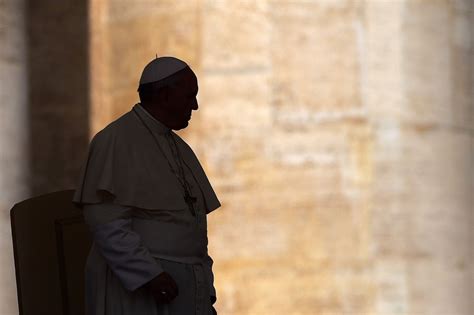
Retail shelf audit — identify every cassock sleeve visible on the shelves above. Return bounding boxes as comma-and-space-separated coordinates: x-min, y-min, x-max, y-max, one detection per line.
204, 249, 217, 303
83, 201, 165, 292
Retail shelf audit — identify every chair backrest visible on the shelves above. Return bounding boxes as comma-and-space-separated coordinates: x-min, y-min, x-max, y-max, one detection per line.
10, 189, 93, 315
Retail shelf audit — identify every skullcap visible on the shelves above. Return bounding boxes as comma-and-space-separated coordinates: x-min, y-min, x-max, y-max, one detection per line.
137, 56, 189, 91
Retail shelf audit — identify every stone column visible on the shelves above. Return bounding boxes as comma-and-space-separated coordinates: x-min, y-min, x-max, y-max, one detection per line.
27, 0, 90, 195
0, 0, 29, 314
1, 0, 90, 313
366, 0, 473, 314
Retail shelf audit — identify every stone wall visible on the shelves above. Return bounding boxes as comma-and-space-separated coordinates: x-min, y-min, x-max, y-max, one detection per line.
0, 1, 29, 314
1, 0, 472, 314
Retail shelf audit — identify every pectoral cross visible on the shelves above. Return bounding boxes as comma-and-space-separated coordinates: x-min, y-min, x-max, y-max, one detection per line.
184, 190, 197, 216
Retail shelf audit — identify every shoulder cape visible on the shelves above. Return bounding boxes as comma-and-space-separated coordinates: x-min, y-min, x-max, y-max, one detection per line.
72, 107, 222, 214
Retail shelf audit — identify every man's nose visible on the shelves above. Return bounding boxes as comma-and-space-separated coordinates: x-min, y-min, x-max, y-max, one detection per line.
191, 98, 198, 110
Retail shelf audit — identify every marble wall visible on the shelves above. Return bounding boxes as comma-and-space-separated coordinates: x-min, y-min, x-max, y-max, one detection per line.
0, 1, 28, 314
1, 0, 472, 314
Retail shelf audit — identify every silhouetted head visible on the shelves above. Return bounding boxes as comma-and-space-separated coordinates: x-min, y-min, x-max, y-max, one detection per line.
137, 57, 199, 131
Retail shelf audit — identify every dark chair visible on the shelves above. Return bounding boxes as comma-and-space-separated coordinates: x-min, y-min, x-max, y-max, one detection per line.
10, 189, 92, 315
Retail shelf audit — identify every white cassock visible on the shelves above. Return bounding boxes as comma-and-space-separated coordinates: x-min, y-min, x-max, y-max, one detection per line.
72, 102, 221, 315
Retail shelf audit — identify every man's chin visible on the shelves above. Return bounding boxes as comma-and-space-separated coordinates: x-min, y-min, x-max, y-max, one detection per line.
172, 121, 189, 130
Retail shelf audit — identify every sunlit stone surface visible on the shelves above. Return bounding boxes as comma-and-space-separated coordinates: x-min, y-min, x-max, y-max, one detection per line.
1, 0, 472, 314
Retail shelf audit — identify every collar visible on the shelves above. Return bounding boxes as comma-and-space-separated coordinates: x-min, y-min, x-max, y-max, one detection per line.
133, 102, 172, 135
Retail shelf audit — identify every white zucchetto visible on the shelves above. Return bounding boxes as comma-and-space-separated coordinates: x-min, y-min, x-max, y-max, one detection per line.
137, 56, 189, 90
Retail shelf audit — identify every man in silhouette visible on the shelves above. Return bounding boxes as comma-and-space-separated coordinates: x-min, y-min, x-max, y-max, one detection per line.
73, 56, 221, 315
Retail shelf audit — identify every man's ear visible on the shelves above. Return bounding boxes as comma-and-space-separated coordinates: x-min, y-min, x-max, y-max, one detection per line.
164, 86, 171, 102
151, 86, 167, 105
157, 85, 172, 103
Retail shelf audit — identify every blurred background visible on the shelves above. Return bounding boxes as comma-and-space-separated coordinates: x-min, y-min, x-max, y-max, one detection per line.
1, 0, 472, 314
